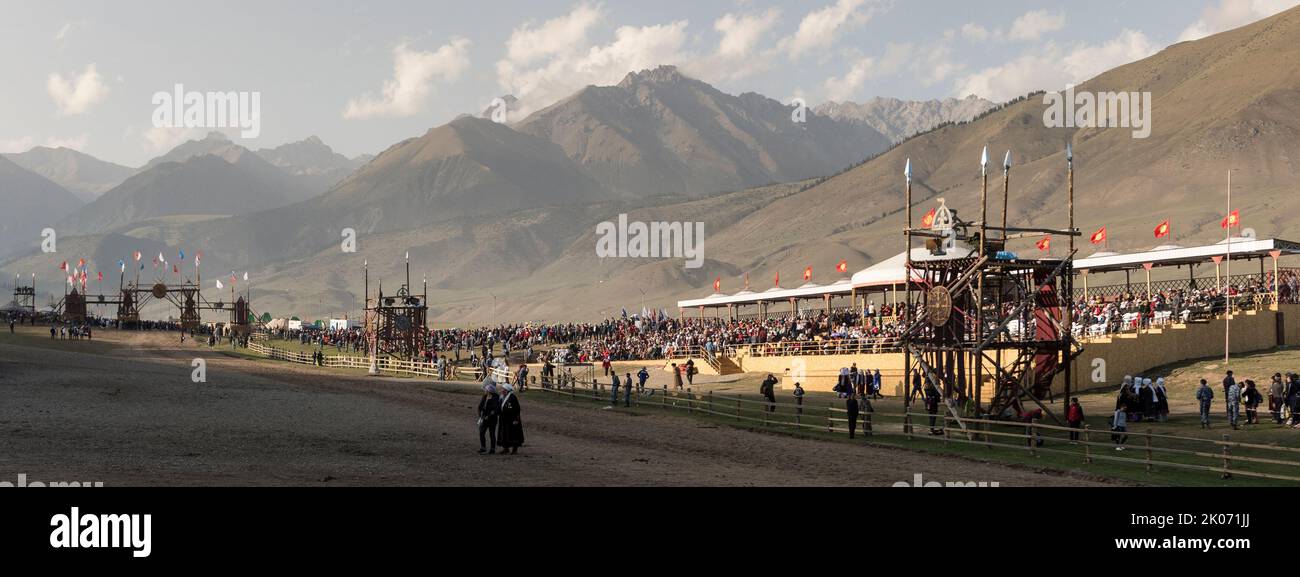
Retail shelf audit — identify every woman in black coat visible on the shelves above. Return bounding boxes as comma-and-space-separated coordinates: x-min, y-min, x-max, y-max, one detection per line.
478, 382, 501, 454
497, 383, 525, 454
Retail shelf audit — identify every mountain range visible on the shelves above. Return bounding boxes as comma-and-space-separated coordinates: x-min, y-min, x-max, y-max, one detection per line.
7, 6, 1300, 323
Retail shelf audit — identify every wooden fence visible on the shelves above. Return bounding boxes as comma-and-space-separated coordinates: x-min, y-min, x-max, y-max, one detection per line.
246, 339, 1300, 483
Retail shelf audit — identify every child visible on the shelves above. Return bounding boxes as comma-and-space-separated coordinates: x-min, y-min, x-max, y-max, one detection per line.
1067, 398, 1085, 443
1111, 405, 1128, 451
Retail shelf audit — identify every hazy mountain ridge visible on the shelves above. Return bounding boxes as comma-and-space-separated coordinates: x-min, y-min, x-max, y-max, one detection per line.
0, 156, 83, 259
2, 147, 134, 202
815, 95, 998, 143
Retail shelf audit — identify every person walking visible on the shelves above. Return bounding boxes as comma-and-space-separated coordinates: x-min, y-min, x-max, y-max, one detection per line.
610, 373, 621, 406
1223, 370, 1237, 420
1227, 378, 1242, 430
637, 367, 649, 395
477, 382, 501, 454
1112, 405, 1129, 451
872, 369, 882, 399
1270, 373, 1286, 424
1196, 379, 1214, 429
846, 394, 860, 439
1244, 380, 1262, 425
925, 383, 942, 435
672, 363, 684, 390
623, 372, 633, 407
497, 383, 524, 455
1067, 398, 1085, 443
760, 374, 778, 414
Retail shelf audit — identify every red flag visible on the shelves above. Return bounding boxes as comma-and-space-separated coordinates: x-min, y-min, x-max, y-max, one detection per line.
173, 264, 179, 274
836, 259, 848, 274
78, 258, 85, 268
743, 273, 749, 290
921, 208, 937, 228
803, 266, 813, 281
59, 261, 67, 271
1036, 237, 1051, 252
1221, 210, 1240, 229
133, 251, 142, 261
774, 271, 779, 287
97, 271, 103, 282
1090, 227, 1107, 245
713, 277, 721, 292
1153, 220, 1170, 239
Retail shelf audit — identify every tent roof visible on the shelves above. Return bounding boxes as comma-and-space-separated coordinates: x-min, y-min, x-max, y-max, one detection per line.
1076, 237, 1300, 273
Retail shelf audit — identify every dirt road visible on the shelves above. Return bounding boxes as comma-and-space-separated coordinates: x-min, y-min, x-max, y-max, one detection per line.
0, 328, 1105, 486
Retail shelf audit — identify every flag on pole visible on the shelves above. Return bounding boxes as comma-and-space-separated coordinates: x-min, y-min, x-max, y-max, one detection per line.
713, 277, 721, 292
743, 273, 749, 290
216, 279, 223, 289
1154, 220, 1171, 239
97, 271, 103, 282
904, 158, 912, 182
980, 146, 989, 176
1221, 210, 1240, 229
59, 261, 67, 271
1037, 237, 1051, 252
173, 264, 179, 274
836, 259, 848, 274
243, 271, 248, 282
178, 249, 185, 260
133, 251, 142, 262
117, 259, 125, 273
158, 252, 165, 263
803, 266, 813, 282
78, 258, 85, 268
774, 271, 779, 287
1090, 227, 1107, 245
921, 208, 937, 228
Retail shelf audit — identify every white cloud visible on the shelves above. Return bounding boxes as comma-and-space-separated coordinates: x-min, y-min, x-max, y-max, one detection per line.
715, 8, 781, 59
1008, 9, 1066, 42
953, 29, 1157, 102
45, 134, 89, 150
823, 34, 959, 101
47, 64, 110, 116
683, 9, 784, 83
1178, 0, 1298, 41
960, 23, 991, 42
497, 5, 690, 117
504, 3, 603, 66
0, 136, 35, 153
344, 38, 471, 120
777, 0, 888, 60
54, 22, 73, 41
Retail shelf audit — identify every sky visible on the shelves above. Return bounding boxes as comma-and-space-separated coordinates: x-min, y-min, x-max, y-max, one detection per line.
1, 0, 1296, 166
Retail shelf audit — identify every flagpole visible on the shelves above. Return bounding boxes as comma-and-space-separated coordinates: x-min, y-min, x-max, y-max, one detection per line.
1225, 169, 1233, 364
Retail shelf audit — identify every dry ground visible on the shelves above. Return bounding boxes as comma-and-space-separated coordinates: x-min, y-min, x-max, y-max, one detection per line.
0, 326, 1103, 486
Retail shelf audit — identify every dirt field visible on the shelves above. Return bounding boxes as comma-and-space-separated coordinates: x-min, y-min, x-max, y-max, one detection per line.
0, 327, 1104, 486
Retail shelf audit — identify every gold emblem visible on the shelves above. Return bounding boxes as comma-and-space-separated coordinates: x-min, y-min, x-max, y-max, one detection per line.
927, 286, 952, 327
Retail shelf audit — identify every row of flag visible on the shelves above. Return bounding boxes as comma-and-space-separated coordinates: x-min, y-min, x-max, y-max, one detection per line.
1032, 212, 1243, 253
56, 249, 249, 291
712, 260, 852, 293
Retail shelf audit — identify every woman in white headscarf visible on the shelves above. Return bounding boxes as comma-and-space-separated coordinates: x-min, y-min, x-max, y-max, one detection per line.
1155, 378, 1170, 422
497, 382, 525, 455
478, 379, 501, 454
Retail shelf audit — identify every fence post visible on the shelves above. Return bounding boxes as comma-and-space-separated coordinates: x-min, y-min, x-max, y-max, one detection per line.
1221, 434, 1232, 479
663, 385, 668, 409
1145, 429, 1153, 473
1083, 425, 1092, 464
735, 398, 741, 422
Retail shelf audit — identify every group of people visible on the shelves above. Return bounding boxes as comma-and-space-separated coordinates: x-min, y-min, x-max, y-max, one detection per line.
476, 378, 525, 455
1197, 370, 1300, 431
832, 364, 883, 399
